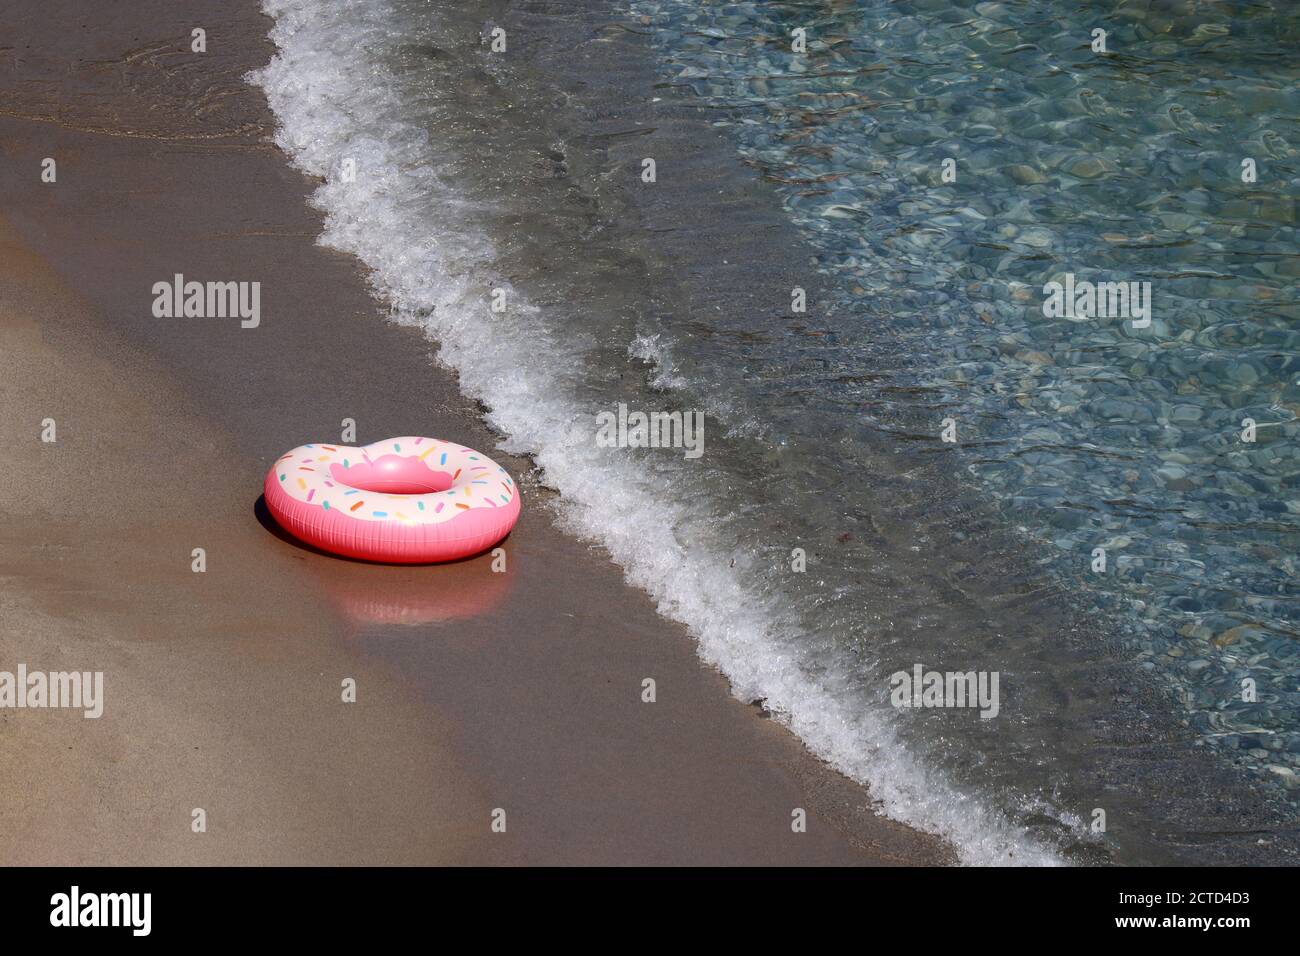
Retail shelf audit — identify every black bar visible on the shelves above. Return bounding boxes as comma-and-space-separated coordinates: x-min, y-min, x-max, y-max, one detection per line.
0, 866, 1282, 942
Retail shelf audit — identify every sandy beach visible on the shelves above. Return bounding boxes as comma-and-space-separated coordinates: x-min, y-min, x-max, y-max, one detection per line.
0, 0, 950, 865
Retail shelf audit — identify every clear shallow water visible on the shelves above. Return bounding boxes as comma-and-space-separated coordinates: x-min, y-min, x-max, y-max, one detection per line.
253, 0, 1299, 863
628, 0, 1300, 794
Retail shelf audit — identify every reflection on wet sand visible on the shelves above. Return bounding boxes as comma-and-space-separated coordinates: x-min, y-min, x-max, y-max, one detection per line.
321, 553, 515, 630
256, 492, 516, 629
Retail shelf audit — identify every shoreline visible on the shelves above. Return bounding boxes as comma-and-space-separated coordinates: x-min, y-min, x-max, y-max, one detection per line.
0, 0, 951, 864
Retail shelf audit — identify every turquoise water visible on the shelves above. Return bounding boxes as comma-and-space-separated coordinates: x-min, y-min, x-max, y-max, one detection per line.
257, 0, 1300, 861
628, 0, 1300, 795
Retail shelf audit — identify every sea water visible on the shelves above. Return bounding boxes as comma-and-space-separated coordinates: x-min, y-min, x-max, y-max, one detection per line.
252, 0, 1299, 864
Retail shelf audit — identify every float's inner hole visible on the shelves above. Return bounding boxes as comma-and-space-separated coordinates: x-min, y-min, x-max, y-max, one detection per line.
330, 455, 454, 494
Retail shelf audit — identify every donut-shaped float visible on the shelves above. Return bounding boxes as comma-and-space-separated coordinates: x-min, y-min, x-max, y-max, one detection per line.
263, 437, 520, 563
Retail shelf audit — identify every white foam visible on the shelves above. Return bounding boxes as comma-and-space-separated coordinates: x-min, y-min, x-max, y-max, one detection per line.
629, 333, 689, 393
250, 0, 1064, 865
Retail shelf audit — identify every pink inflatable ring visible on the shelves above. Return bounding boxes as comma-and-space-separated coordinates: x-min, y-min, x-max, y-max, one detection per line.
264, 437, 521, 563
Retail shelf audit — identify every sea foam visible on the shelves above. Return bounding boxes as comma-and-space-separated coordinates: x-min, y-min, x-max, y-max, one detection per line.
250, 0, 1064, 866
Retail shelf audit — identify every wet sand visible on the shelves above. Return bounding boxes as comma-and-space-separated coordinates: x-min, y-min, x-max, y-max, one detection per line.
0, 0, 950, 864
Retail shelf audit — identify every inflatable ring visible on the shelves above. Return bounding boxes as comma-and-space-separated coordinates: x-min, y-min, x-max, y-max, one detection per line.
264, 437, 521, 563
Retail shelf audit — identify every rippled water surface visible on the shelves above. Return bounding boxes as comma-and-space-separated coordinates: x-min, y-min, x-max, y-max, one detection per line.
256, 0, 1300, 863
628, 0, 1300, 794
